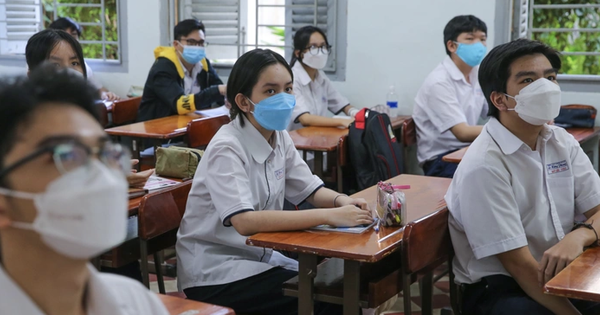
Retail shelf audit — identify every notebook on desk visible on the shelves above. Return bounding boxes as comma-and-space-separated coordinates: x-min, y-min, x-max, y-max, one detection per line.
128, 188, 148, 199
309, 221, 376, 234
143, 176, 179, 191
195, 106, 229, 117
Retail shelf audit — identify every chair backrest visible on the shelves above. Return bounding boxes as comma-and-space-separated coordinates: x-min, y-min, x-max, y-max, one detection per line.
95, 102, 110, 128
186, 115, 231, 149
401, 207, 451, 274
137, 181, 192, 241
402, 117, 416, 146
112, 96, 141, 126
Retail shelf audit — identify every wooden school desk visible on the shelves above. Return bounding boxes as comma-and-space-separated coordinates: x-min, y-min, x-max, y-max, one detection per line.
246, 174, 451, 315
158, 294, 235, 315
288, 115, 411, 189
442, 127, 600, 171
544, 246, 600, 302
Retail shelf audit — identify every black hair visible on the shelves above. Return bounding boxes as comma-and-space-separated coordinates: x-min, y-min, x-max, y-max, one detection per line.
443, 15, 487, 56
25, 29, 87, 78
479, 38, 562, 119
227, 49, 293, 127
48, 17, 82, 37
174, 19, 206, 41
290, 25, 329, 67
0, 64, 100, 186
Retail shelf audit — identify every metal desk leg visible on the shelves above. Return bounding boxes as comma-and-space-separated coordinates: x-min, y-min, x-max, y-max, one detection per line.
419, 271, 434, 315
314, 152, 324, 179
298, 253, 318, 315
343, 260, 360, 315
593, 135, 599, 173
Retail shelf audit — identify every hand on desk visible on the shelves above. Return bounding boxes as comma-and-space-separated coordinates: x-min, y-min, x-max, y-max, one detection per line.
101, 91, 121, 101
338, 118, 354, 129
538, 231, 586, 286
327, 202, 373, 228
127, 159, 154, 188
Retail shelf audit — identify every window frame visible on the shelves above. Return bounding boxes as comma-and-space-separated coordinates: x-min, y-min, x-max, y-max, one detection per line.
179, 0, 348, 81
0, 0, 128, 73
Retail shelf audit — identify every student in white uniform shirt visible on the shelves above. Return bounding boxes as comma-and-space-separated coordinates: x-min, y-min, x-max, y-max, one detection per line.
288, 26, 360, 131
0, 65, 167, 314
177, 48, 372, 315
447, 39, 600, 315
413, 15, 488, 178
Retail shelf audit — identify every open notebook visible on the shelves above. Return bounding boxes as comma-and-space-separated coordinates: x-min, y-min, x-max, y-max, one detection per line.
309, 221, 376, 234
143, 175, 180, 191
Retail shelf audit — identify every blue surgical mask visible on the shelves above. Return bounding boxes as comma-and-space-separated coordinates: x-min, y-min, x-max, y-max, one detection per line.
454, 41, 486, 67
178, 43, 206, 64
248, 93, 296, 131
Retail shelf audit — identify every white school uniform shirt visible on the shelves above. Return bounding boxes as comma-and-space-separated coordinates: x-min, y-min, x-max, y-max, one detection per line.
0, 264, 168, 315
84, 62, 103, 90
177, 115, 324, 290
446, 117, 600, 284
179, 59, 202, 95
413, 56, 488, 165
287, 61, 349, 131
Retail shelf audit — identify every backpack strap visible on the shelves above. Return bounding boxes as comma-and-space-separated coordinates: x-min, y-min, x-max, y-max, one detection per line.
355, 108, 368, 130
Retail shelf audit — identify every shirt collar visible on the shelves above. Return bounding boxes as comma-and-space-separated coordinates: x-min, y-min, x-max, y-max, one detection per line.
0, 264, 122, 314
178, 58, 200, 76
442, 55, 478, 84
232, 115, 278, 163
486, 117, 555, 155
293, 61, 323, 86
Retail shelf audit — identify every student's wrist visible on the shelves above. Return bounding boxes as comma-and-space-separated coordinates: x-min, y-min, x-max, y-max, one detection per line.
568, 226, 598, 248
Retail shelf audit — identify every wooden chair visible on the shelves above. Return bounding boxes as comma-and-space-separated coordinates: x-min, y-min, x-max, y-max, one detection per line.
401, 208, 452, 315
98, 182, 192, 293
138, 182, 192, 293
185, 115, 230, 149
95, 101, 110, 128
112, 96, 141, 126
401, 117, 416, 172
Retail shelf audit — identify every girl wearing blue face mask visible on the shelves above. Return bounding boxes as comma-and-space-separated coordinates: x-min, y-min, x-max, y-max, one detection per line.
177, 49, 372, 315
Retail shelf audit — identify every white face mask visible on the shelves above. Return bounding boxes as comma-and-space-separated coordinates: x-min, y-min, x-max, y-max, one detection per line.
302, 51, 328, 70
0, 160, 128, 259
505, 78, 562, 126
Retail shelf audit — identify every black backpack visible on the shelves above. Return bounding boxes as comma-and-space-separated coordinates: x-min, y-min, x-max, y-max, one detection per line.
348, 108, 404, 190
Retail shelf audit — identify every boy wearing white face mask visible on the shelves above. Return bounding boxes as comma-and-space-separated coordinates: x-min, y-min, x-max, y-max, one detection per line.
137, 19, 227, 122
287, 26, 359, 131
0, 66, 168, 315
413, 15, 489, 178
446, 39, 600, 315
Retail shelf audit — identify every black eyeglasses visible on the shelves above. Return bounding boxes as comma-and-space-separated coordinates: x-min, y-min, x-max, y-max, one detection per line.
0, 140, 131, 179
180, 39, 208, 47
305, 44, 332, 55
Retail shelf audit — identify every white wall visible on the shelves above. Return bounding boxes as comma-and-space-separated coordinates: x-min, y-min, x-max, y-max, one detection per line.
331, 0, 497, 115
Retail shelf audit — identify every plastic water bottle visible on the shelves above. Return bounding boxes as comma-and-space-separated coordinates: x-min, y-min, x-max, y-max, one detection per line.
386, 85, 399, 118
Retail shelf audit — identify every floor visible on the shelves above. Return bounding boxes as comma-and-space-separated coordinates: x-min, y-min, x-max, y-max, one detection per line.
148, 261, 452, 315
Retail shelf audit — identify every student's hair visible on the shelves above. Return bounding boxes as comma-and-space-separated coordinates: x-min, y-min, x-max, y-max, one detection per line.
443, 15, 487, 56
174, 19, 206, 41
48, 17, 82, 37
479, 38, 562, 119
227, 49, 293, 127
25, 29, 87, 78
0, 64, 99, 187
290, 25, 329, 67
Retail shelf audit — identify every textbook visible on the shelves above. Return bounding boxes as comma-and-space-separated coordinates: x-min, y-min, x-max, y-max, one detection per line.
309, 221, 377, 234
143, 176, 179, 191
128, 188, 148, 199
195, 106, 229, 117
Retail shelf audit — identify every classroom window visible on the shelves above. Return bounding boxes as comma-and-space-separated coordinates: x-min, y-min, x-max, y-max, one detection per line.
42, 0, 121, 62
0, 0, 121, 63
179, 0, 348, 80
514, 0, 600, 76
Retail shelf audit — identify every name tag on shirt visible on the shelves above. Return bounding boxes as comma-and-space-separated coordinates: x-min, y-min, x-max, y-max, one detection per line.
275, 168, 284, 180
546, 160, 569, 174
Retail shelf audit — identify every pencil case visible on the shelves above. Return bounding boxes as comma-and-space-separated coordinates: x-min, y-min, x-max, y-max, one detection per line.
376, 181, 408, 227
